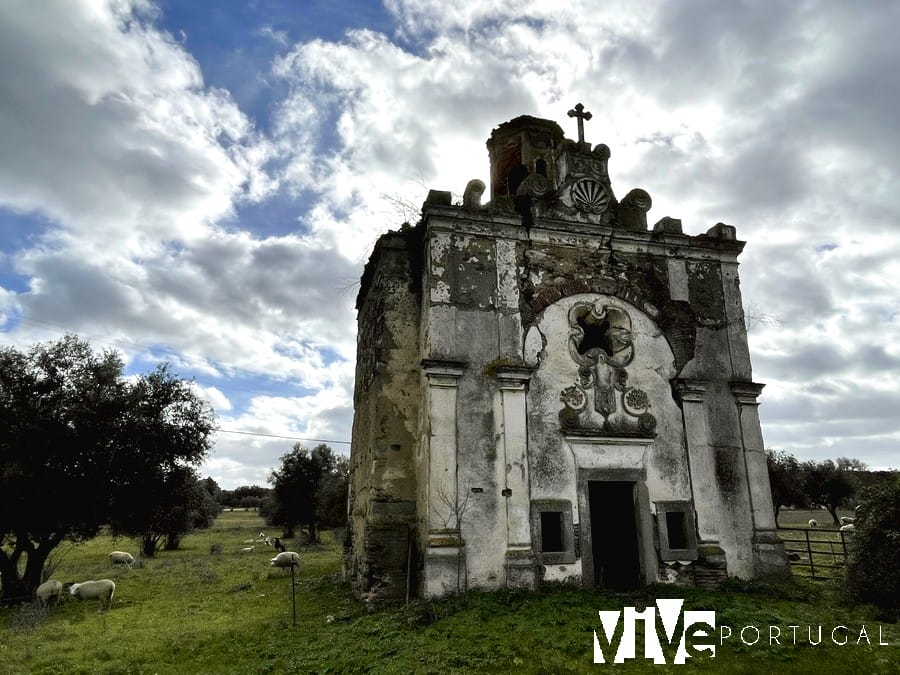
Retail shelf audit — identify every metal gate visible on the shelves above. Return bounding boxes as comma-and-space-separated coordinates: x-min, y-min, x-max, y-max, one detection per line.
778, 527, 852, 580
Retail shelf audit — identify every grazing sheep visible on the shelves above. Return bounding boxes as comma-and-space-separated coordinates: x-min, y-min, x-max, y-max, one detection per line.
241, 546, 255, 553
35, 580, 63, 608
840, 516, 855, 526
840, 523, 855, 532
808, 519, 818, 528
69, 579, 116, 610
109, 551, 135, 569
270, 551, 300, 568
242, 539, 256, 544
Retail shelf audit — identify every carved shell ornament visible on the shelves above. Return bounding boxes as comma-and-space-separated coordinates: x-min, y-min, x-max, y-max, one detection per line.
571, 178, 610, 214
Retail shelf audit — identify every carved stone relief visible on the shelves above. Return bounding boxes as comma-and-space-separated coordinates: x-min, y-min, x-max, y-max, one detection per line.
559, 301, 656, 435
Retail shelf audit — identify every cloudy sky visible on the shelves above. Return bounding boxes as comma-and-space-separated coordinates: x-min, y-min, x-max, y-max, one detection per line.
1, 0, 898, 488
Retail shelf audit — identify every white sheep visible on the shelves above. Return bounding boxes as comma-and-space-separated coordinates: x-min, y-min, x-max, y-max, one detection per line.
69, 579, 116, 610
840, 516, 855, 526
109, 551, 135, 569
808, 519, 818, 528
241, 546, 255, 553
35, 579, 63, 608
242, 539, 256, 544
840, 523, 855, 532
270, 551, 300, 569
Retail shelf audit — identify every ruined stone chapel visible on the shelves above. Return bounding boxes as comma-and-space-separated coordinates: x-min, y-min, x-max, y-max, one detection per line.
347, 106, 788, 602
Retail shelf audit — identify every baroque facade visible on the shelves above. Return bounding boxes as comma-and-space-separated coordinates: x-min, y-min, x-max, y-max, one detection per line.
346, 108, 788, 601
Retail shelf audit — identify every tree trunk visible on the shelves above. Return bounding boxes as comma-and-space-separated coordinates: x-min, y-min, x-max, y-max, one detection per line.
141, 533, 161, 557
308, 521, 318, 545
165, 533, 181, 550
0, 537, 55, 605
827, 505, 841, 527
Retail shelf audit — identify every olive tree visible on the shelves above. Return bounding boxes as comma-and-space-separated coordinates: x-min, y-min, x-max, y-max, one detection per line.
0, 336, 214, 603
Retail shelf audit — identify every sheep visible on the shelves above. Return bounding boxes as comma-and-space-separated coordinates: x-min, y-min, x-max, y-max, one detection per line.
242, 539, 256, 544
69, 579, 116, 610
808, 519, 818, 528
270, 551, 300, 569
35, 579, 63, 608
109, 551, 135, 569
840, 523, 855, 532
840, 516, 855, 526
241, 546, 255, 553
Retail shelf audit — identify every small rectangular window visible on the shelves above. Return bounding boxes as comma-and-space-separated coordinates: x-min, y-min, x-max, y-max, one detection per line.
531, 500, 575, 564
665, 511, 688, 550
655, 501, 698, 562
540, 511, 564, 552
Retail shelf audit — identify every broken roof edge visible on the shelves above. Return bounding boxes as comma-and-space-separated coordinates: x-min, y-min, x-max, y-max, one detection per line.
355, 221, 425, 312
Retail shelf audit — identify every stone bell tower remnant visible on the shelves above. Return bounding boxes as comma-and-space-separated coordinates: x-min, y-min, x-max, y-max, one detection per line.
346, 104, 789, 602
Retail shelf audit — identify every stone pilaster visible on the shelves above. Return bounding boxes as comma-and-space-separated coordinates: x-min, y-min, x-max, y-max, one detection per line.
422, 360, 467, 596
730, 381, 790, 579
674, 378, 727, 585
495, 366, 536, 589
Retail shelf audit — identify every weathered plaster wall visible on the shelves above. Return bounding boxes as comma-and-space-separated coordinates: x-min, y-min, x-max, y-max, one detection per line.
526, 294, 690, 583
350, 115, 787, 599
349, 232, 422, 599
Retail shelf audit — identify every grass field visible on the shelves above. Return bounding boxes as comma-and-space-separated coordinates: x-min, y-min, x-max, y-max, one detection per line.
1, 510, 897, 674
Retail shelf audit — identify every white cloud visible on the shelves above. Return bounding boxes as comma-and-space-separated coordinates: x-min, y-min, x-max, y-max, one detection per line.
3, 0, 899, 485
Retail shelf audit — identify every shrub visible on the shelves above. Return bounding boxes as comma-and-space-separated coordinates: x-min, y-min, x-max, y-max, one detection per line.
843, 472, 900, 619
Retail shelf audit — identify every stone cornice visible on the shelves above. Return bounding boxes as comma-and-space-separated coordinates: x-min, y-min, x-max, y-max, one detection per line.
730, 380, 765, 405
673, 378, 710, 403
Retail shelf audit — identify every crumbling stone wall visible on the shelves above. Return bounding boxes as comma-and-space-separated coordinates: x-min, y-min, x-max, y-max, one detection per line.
348, 230, 422, 601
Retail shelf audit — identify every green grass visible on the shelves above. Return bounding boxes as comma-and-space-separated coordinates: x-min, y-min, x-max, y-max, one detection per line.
1, 511, 897, 674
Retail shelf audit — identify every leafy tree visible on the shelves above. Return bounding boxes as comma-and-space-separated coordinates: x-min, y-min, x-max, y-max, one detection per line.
316, 454, 349, 528
201, 476, 222, 502
263, 443, 340, 543
766, 449, 808, 523
0, 336, 124, 604
160, 468, 222, 551
107, 365, 216, 556
801, 459, 856, 526
843, 472, 900, 619
0, 336, 215, 603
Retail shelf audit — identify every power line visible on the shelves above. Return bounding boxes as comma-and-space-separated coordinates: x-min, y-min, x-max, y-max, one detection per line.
217, 428, 351, 445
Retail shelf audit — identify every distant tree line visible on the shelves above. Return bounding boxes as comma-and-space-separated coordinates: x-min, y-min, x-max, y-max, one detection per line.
765, 450, 891, 526
216, 484, 271, 510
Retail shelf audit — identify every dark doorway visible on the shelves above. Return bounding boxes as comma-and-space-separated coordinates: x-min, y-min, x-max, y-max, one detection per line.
589, 481, 641, 590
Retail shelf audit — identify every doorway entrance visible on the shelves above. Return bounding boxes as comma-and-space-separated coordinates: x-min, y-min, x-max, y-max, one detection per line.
589, 480, 641, 590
